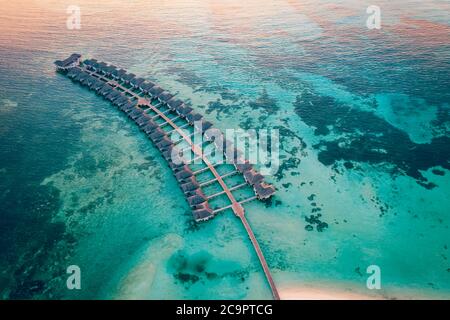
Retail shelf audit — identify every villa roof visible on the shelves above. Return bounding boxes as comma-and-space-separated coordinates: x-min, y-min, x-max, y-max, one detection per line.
83, 59, 97, 66
100, 86, 114, 95
98, 82, 110, 90
101, 65, 111, 73
180, 177, 198, 188
79, 74, 90, 84
136, 114, 149, 125
130, 108, 144, 119
149, 86, 164, 97
121, 73, 134, 81
67, 68, 81, 79
131, 77, 145, 86
67, 68, 81, 78
110, 67, 119, 76
54, 53, 81, 68
192, 208, 214, 222
97, 62, 108, 71
167, 99, 184, 109
156, 136, 173, 148
115, 94, 127, 101
163, 144, 176, 152
192, 201, 212, 211
175, 168, 194, 181
172, 103, 186, 112
101, 83, 113, 96
185, 188, 206, 199
169, 161, 185, 170
178, 105, 194, 116
106, 65, 118, 74
114, 91, 124, 98
162, 149, 173, 161
105, 91, 116, 99
186, 112, 203, 123
87, 75, 97, 84
149, 128, 166, 141
120, 73, 129, 81
244, 169, 264, 186
235, 162, 253, 173
92, 81, 104, 90
78, 72, 89, 80
187, 194, 208, 207
142, 122, 158, 133
125, 105, 139, 113
173, 164, 191, 174
181, 181, 200, 193
253, 182, 276, 199
107, 91, 122, 101
95, 83, 106, 91
115, 69, 127, 77
194, 120, 213, 132
160, 145, 174, 154
121, 101, 136, 111
140, 82, 155, 91
159, 91, 175, 102
142, 125, 156, 134
129, 107, 142, 115
130, 112, 144, 121
114, 96, 129, 106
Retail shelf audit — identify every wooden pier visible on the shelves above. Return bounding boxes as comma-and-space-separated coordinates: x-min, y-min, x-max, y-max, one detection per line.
55, 54, 280, 300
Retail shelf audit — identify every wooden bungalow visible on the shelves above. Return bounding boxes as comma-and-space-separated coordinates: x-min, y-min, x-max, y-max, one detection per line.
243, 169, 264, 186
186, 112, 203, 125
54, 53, 81, 71
192, 209, 214, 222
253, 182, 276, 200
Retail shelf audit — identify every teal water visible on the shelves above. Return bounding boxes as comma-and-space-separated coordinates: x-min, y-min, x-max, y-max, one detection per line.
0, 0, 449, 299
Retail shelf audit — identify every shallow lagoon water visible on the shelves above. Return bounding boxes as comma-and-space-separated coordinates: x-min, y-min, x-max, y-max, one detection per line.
0, 0, 449, 299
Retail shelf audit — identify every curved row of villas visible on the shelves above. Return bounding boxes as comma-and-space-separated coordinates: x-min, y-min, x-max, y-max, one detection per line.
57, 54, 275, 222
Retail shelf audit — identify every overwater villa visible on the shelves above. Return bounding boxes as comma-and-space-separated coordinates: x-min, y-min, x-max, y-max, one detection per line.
149, 128, 166, 141
139, 82, 155, 93
156, 137, 173, 151
187, 193, 208, 207
149, 85, 164, 98
175, 167, 194, 182
55, 54, 279, 299
194, 120, 213, 132
167, 98, 183, 109
130, 77, 145, 89
235, 162, 253, 174
253, 182, 276, 200
192, 207, 214, 222
158, 91, 175, 104
243, 169, 265, 186
186, 112, 203, 124
142, 122, 159, 133
54, 53, 81, 71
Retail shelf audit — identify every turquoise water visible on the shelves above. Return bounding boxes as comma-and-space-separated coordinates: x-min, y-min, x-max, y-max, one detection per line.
0, 0, 449, 299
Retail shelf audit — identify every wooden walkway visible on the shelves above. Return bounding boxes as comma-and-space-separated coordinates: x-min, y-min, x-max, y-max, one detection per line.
57, 56, 280, 300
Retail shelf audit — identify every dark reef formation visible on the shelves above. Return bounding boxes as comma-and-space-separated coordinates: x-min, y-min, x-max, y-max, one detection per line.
294, 90, 450, 189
